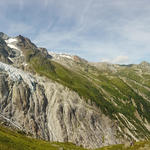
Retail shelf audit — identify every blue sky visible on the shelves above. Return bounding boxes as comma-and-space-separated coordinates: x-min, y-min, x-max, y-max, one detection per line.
1, 0, 150, 64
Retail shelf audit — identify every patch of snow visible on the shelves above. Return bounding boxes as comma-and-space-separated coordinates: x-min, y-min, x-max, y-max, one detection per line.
0, 62, 35, 90
60, 54, 73, 59
49, 51, 73, 60
8, 57, 14, 62
7, 43, 20, 51
5, 38, 23, 56
5, 38, 18, 43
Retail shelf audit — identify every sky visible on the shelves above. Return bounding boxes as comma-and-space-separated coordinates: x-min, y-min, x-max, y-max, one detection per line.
0, 0, 150, 64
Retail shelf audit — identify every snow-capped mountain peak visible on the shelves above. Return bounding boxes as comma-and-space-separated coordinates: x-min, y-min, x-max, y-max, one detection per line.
48, 51, 74, 60
5, 38, 20, 51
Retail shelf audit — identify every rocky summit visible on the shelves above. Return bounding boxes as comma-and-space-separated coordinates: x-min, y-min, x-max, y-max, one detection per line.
1, 32, 150, 149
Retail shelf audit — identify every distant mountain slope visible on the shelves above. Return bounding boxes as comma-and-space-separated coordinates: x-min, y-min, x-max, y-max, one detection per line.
1, 32, 150, 148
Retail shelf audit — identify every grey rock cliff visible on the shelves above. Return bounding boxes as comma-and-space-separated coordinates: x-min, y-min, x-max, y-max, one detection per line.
0, 62, 121, 148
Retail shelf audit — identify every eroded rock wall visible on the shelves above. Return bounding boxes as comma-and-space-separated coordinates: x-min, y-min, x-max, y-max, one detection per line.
0, 63, 120, 148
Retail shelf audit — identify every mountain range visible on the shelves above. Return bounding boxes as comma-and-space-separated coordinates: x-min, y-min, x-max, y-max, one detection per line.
1, 32, 150, 149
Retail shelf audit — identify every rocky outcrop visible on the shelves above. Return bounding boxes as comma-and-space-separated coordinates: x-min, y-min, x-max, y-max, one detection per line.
0, 62, 121, 148
0, 32, 9, 40
0, 37, 12, 64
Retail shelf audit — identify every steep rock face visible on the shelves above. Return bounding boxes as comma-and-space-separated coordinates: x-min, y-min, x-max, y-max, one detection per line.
43, 81, 120, 148
16, 35, 37, 50
0, 32, 9, 40
0, 37, 12, 64
0, 62, 121, 149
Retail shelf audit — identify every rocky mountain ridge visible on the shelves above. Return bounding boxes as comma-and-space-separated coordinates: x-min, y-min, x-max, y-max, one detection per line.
1, 32, 150, 148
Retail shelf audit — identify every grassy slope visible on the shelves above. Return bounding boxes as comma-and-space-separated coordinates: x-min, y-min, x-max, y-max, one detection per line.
28, 51, 113, 115
1, 125, 150, 150
0, 125, 86, 150
98, 141, 150, 150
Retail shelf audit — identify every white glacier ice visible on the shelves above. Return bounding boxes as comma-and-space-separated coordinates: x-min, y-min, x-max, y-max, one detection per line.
0, 62, 35, 90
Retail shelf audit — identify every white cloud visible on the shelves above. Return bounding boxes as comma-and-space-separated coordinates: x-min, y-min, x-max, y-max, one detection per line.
112, 56, 129, 64
101, 56, 129, 64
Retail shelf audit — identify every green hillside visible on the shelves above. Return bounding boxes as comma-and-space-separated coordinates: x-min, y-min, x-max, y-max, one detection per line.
97, 141, 150, 150
0, 125, 86, 150
1, 125, 150, 150
23, 48, 150, 140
